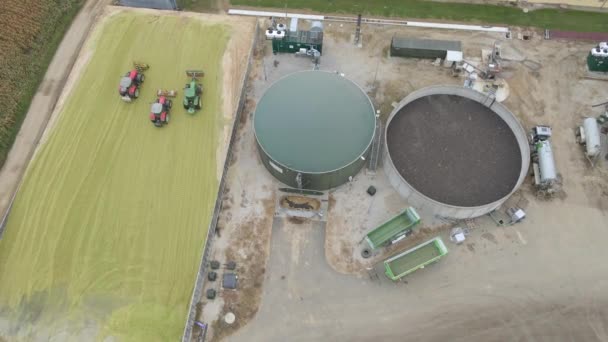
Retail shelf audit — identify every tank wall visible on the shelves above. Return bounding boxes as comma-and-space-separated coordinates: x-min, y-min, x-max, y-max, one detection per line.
384, 85, 530, 219
257, 140, 370, 191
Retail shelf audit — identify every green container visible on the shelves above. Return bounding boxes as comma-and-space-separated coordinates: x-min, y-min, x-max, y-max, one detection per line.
272, 30, 323, 54
365, 207, 421, 250
588, 53, 608, 72
384, 237, 448, 281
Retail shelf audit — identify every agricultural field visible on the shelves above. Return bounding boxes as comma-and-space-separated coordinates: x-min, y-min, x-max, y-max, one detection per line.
0, 0, 84, 168
0, 8, 253, 341
232, 0, 608, 32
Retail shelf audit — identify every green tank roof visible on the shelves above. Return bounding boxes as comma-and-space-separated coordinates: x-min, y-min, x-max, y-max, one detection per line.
254, 71, 375, 173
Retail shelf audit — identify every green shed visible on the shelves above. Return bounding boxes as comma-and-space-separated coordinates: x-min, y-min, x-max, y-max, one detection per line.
390, 37, 461, 59
253, 71, 376, 190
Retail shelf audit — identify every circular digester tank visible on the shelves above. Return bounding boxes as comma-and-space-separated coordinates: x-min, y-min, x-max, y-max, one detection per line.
254, 71, 376, 190
383, 85, 530, 219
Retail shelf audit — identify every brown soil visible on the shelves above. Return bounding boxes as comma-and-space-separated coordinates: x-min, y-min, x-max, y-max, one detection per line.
387, 94, 522, 207
211, 197, 275, 341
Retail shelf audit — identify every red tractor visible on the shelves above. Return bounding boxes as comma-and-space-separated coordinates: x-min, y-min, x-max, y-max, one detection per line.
118, 62, 149, 102
149, 96, 172, 127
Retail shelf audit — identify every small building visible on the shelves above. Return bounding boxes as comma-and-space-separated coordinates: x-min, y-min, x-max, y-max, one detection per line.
272, 30, 323, 54
390, 37, 461, 59
119, 0, 176, 9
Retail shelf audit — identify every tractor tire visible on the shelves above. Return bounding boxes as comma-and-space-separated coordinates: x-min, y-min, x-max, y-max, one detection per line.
184, 104, 189, 110
167, 100, 172, 109
196, 86, 202, 95
165, 113, 170, 124
134, 89, 139, 98
140, 74, 145, 83
195, 99, 201, 110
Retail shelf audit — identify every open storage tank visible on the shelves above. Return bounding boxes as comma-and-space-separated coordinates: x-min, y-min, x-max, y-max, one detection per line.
383, 85, 530, 219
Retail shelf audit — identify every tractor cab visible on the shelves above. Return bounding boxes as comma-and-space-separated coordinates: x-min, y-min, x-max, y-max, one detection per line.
151, 102, 163, 115
184, 83, 197, 99
118, 76, 134, 99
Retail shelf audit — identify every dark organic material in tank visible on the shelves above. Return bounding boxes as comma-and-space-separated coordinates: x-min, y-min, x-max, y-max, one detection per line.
386, 94, 521, 207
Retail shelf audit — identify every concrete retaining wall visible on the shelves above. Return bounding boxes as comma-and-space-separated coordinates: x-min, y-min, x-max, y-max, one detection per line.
383, 85, 530, 219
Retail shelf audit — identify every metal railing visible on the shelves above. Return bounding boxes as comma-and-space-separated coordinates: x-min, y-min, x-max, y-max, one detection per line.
368, 121, 383, 171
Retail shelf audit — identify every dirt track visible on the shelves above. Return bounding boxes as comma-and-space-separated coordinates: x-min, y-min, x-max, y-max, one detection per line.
0, 0, 110, 228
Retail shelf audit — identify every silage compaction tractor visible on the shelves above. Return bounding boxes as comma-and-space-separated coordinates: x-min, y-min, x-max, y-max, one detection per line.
183, 70, 204, 114
118, 62, 149, 102
149, 91, 176, 127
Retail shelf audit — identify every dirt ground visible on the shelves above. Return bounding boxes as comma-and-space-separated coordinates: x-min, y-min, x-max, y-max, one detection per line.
201, 18, 608, 342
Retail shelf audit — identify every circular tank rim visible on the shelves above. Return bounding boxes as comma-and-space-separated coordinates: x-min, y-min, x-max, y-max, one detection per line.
253, 70, 377, 175
383, 85, 530, 215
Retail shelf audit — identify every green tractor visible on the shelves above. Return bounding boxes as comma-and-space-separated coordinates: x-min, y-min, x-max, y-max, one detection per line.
183, 70, 204, 114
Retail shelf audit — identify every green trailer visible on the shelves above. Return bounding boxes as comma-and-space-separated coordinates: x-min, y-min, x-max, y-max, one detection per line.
384, 237, 448, 281
365, 207, 421, 250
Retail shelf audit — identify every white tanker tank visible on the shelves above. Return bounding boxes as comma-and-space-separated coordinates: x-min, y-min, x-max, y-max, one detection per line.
577, 117, 601, 160
533, 140, 557, 185
530, 126, 558, 190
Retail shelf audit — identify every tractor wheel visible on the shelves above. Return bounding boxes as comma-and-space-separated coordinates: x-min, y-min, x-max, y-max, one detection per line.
139, 74, 145, 83
195, 100, 201, 110
165, 113, 170, 124
167, 100, 172, 109
134, 89, 139, 98
196, 86, 202, 95
184, 103, 189, 110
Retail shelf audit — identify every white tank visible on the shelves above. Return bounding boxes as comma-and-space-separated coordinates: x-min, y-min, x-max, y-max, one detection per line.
311, 21, 324, 32
265, 29, 275, 39
583, 117, 601, 158
536, 140, 557, 183
276, 23, 286, 32
274, 30, 285, 39
599, 42, 608, 49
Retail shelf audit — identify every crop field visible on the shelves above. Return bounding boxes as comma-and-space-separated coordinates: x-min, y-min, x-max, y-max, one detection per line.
0, 9, 247, 341
0, 0, 84, 168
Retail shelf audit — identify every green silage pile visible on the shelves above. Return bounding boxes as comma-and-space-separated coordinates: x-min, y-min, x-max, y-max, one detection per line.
0, 11, 229, 341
